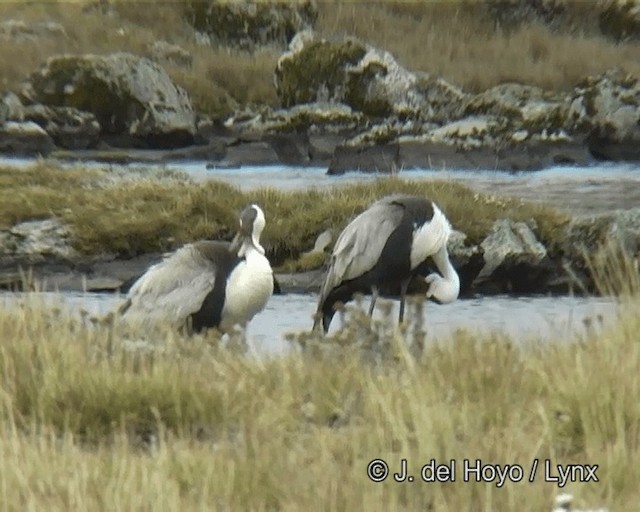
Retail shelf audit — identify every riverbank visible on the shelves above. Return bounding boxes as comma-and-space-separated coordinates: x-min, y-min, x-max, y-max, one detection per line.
1, 160, 639, 298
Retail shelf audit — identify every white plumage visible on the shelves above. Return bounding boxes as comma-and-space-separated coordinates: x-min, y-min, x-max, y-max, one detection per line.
119, 204, 274, 334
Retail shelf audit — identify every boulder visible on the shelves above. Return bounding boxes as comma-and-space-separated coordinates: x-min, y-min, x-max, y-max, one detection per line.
473, 219, 551, 293
183, 0, 318, 50
0, 121, 55, 156
275, 31, 466, 121
599, 0, 640, 41
568, 69, 640, 161
0, 218, 78, 263
22, 52, 196, 148
20, 105, 101, 150
561, 208, 640, 261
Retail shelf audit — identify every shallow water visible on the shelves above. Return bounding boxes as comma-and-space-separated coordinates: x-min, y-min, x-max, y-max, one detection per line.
0, 291, 619, 358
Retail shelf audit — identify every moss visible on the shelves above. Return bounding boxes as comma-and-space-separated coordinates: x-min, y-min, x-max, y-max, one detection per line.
29, 57, 145, 135
344, 61, 393, 118
275, 39, 367, 107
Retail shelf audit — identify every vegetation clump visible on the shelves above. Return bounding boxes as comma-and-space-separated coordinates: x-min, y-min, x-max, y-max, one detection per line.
0, 163, 570, 265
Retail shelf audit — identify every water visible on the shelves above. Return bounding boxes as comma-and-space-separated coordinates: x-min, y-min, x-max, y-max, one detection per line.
0, 157, 633, 356
2, 156, 637, 215
0, 291, 620, 357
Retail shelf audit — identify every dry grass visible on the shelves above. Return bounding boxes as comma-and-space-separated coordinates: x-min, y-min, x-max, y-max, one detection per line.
1, 1, 639, 120
0, 162, 570, 264
0, 250, 638, 510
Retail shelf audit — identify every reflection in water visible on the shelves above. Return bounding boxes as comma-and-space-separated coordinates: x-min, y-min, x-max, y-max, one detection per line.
0, 292, 619, 357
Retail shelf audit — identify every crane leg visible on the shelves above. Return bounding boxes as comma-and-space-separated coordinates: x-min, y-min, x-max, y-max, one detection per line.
368, 285, 379, 317
398, 278, 411, 324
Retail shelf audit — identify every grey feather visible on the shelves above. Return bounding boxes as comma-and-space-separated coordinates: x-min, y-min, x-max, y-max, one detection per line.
317, 199, 404, 308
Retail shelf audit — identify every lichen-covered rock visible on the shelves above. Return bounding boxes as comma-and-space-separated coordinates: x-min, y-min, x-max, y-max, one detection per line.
20, 105, 101, 150
462, 83, 571, 134
275, 31, 466, 121
599, 0, 640, 41
473, 219, 551, 293
183, 0, 318, 50
224, 102, 367, 136
22, 52, 196, 148
0, 121, 55, 156
568, 69, 640, 160
0, 219, 78, 262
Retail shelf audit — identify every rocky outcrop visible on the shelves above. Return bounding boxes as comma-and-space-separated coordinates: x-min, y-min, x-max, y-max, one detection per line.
568, 69, 640, 161
599, 0, 640, 41
275, 31, 466, 121
21, 52, 196, 149
474, 219, 551, 293
183, 0, 318, 50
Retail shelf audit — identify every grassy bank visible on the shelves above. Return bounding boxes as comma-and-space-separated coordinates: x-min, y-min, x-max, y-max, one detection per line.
1, 1, 639, 120
0, 162, 569, 266
0, 252, 638, 510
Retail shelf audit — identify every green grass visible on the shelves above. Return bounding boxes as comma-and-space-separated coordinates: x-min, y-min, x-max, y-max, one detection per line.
0, 251, 638, 510
0, 163, 570, 266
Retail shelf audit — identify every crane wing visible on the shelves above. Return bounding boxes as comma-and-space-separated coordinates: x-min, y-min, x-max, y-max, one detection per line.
120, 242, 221, 329
318, 200, 404, 305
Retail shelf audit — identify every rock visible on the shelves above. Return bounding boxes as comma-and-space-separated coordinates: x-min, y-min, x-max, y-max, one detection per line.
20, 105, 101, 150
568, 69, 640, 161
0, 121, 55, 156
0, 19, 67, 41
1, 219, 78, 262
462, 83, 571, 134
275, 31, 466, 121
562, 208, 640, 260
149, 40, 193, 68
599, 0, 640, 41
1, 92, 24, 121
328, 117, 591, 174
183, 0, 318, 50
23, 52, 196, 149
225, 102, 367, 136
473, 219, 551, 293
